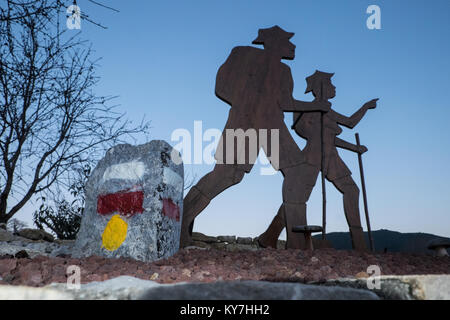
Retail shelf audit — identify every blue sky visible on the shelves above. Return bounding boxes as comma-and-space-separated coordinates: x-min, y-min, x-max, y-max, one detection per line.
16, 0, 450, 238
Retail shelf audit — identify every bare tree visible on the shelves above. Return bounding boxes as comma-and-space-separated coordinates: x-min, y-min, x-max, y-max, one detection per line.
0, 0, 149, 223
183, 170, 198, 191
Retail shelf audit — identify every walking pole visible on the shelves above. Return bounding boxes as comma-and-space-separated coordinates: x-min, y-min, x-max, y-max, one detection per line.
355, 133, 374, 252
320, 84, 327, 240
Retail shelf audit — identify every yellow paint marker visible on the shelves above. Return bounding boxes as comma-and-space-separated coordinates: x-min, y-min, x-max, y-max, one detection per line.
101, 214, 128, 251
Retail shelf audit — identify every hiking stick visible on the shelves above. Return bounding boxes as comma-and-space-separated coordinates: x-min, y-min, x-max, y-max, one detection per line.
355, 133, 374, 252
321, 84, 327, 240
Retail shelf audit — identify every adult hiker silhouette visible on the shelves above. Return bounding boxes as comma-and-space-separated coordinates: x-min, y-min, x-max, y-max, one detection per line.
258, 70, 378, 251
180, 26, 331, 248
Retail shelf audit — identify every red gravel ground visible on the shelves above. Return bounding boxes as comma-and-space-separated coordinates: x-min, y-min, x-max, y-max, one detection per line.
0, 248, 449, 287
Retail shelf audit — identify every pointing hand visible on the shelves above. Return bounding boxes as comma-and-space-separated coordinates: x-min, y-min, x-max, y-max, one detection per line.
364, 98, 379, 110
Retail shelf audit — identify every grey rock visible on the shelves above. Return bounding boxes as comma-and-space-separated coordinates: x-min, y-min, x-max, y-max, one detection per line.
217, 235, 236, 243
42, 276, 378, 300
225, 243, 259, 252
192, 232, 218, 243
324, 275, 450, 300
0, 285, 71, 300
48, 276, 162, 300
17, 228, 54, 242
50, 244, 74, 257
184, 245, 209, 251
0, 239, 74, 258
0, 243, 43, 258
22, 241, 53, 252
0, 229, 17, 242
11, 275, 449, 300
236, 237, 253, 245
210, 242, 228, 250
276, 240, 286, 249
55, 239, 75, 246
190, 240, 212, 249
72, 140, 184, 262
140, 280, 379, 300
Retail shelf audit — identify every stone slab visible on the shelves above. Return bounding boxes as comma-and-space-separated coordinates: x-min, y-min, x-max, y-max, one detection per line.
324, 274, 450, 300
72, 140, 183, 262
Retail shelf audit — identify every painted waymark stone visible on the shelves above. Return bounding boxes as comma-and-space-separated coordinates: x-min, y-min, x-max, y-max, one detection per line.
73, 140, 184, 262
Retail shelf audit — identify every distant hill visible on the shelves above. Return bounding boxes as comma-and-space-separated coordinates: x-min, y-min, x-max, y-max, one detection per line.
313, 229, 450, 255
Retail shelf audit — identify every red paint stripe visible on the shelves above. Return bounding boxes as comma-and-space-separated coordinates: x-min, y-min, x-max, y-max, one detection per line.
162, 198, 180, 222
97, 190, 144, 217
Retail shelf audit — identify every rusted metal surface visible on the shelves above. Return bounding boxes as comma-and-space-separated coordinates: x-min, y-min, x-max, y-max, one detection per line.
259, 71, 377, 251
180, 26, 329, 248
181, 26, 377, 251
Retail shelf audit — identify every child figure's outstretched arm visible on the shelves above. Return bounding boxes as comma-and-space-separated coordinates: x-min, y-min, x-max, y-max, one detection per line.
289, 99, 330, 112
335, 137, 367, 154
330, 98, 378, 129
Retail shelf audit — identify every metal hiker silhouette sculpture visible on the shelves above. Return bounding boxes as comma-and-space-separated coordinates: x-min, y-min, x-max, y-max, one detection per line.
180, 26, 331, 248
258, 71, 378, 251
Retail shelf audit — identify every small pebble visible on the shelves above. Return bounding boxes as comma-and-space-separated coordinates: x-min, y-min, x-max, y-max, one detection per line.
150, 272, 159, 280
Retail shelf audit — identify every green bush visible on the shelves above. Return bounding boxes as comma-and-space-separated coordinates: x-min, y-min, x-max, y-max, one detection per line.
33, 165, 90, 240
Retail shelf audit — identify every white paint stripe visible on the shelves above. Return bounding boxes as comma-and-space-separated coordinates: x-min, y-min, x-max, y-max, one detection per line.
103, 161, 146, 182
163, 167, 183, 192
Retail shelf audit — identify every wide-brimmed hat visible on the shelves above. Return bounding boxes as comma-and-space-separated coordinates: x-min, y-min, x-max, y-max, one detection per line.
252, 25, 294, 45
305, 70, 335, 94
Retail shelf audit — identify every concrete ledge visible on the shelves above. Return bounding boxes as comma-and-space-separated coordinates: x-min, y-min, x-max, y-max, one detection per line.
139, 280, 379, 300
1, 276, 378, 300
323, 274, 450, 300
0, 285, 71, 300
2, 275, 448, 300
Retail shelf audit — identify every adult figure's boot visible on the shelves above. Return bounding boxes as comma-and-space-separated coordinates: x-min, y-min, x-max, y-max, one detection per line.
180, 187, 210, 247
349, 226, 368, 252
258, 205, 285, 248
